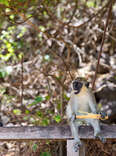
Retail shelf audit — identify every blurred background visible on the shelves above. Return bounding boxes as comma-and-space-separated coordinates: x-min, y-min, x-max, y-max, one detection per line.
0, 0, 116, 155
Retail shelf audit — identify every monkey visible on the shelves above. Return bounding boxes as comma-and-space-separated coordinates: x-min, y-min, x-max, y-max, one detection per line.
66, 77, 105, 152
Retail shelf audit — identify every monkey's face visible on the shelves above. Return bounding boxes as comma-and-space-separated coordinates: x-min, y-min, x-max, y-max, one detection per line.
72, 78, 89, 94
72, 80, 83, 94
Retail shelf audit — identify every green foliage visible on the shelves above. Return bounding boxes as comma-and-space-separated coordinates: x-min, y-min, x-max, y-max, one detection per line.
0, 0, 9, 6
86, 1, 94, 7
63, 93, 70, 101
18, 52, 24, 60
0, 87, 6, 94
42, 118, 50, 126
0, 66, 12, 78
39, 26, 45, 32
13, 109, 22, 115
32, 143, 38, 152
25, 109, 30, 114
0, 26, 26, 62
53, 115, 61, 123
0, 70, 7, 78
40, 152, 51, 156
23, 116, 29, 121
29, 96, 44, 106
45, 95, 51, 101
36, 110, 43, 117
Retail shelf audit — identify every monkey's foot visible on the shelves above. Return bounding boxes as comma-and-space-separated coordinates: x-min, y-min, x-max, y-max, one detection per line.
95, 133, 106, 143
73, 140, 82, 152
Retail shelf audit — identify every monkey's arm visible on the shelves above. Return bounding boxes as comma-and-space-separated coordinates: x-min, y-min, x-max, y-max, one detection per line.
66, 96, 75, 121
88, 90, 98, 114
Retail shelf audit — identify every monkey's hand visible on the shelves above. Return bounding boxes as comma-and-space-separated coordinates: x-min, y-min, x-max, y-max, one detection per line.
95, 132, 106, 143
70, 114, 76, 122
100, 111, 108, 120
73, 139, 82, 152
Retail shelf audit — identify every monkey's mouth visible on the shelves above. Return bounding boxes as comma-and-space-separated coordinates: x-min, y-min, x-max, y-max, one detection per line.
73, 81, 83, 93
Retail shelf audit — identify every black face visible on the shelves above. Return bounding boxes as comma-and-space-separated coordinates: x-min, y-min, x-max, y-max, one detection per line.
72, 80, 83, 94
85, 82, 89, 88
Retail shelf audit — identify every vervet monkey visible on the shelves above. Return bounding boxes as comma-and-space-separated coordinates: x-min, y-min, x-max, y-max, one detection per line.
66, 77, 105, 152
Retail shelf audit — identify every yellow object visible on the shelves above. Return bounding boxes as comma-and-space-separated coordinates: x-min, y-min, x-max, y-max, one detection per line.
76, 111, 108, 120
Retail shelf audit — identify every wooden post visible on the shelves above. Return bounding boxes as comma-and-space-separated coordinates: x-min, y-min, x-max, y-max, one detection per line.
67, 140, 79, 156
79, 141, 86, 156
67, 140, 85, 156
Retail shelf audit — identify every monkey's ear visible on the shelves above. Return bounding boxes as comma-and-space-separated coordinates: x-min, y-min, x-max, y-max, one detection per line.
85, 82, 89, 88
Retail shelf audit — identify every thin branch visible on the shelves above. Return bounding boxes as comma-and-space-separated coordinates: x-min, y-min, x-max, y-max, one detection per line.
92, 0, 114, 90
43, 72, 68, 91
50, 49, 73, 80
69, 0, 110, 28
67, 0, 78, 24
21, 55, 24, 105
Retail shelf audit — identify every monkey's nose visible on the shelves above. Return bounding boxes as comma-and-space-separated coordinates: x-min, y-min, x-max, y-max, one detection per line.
73, 81, 82, 90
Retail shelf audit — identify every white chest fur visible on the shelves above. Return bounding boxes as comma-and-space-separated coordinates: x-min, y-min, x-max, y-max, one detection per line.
72, 93, 89, 113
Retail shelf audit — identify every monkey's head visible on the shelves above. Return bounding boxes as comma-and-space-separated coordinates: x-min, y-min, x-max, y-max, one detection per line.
72, 77, 89, 94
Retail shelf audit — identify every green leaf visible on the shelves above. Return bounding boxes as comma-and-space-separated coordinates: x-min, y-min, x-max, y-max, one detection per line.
39, 25, 45, 32
18, 53, 24, 60
63, 94, 70, 101
35, 96, 43, 102
42, 119, 50, 126
32, 144, 38, 152
0, 0, 9, 6
23, 116, 29, 120
25, 109, 30, 114
36, 111, 43, 117
43, 11, 47, 16
45, 95, 50, 101
28, 101, 38, 107
57, 103, 61, 110
40, 152, 51, 156
0, 87, 6, 94
13, 109, 22, 115
9, 14, 14, 20
86, 1, 94, 7
30, 117, 35, 123
5, 66, 12, 74
0, 71, 7, 78
28, 96, 43, 107
54, 115, 61, 123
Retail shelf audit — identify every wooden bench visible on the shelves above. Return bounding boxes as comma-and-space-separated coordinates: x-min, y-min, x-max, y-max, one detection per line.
0, 124, 115, 156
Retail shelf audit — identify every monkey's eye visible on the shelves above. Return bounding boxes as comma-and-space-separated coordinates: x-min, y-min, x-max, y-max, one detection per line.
85, 82, 89, 88
73, 81, 82, 90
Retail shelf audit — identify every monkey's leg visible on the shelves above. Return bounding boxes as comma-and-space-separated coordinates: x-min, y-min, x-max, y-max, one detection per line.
88, 119, 106, 143
70, 120, 82, 152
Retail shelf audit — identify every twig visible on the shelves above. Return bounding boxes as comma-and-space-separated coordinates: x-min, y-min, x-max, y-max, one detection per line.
69, 0, 110, 28
43, 73, 68, 91
92, 0, 114, 90
50, 49, 73, 80
21, 55, 24, 105
67, 0, 78, 24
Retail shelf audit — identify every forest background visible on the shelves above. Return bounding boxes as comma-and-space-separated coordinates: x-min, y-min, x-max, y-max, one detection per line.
0, 0, 116, 155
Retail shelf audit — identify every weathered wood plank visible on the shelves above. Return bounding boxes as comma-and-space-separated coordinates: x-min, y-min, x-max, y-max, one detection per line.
0, 124, 115, 141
